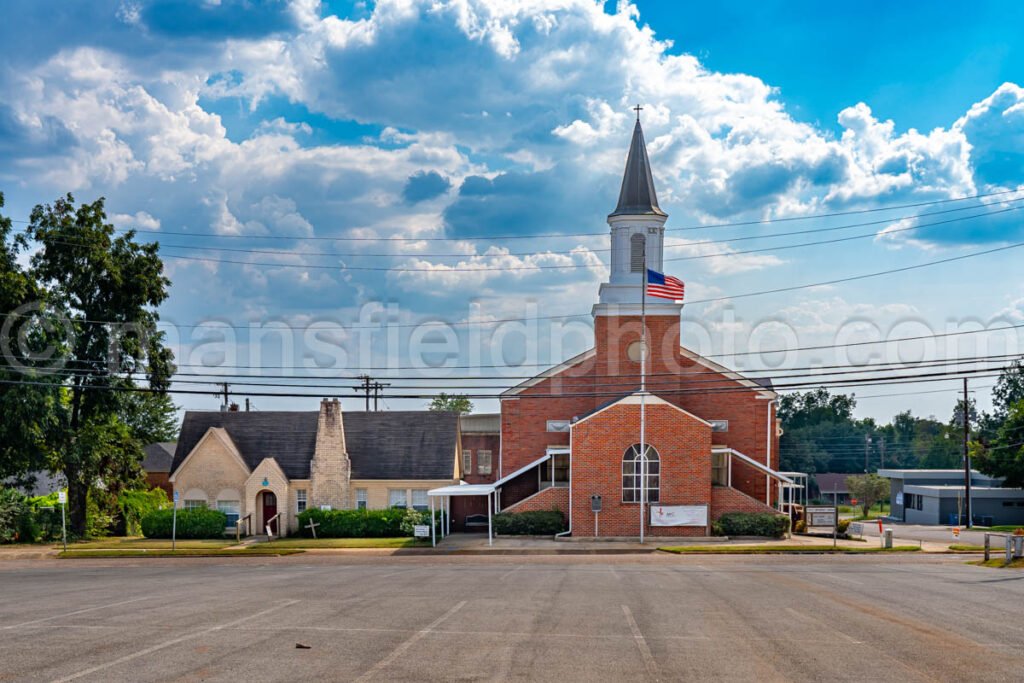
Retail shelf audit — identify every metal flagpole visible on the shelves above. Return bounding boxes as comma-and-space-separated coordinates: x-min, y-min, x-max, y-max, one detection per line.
640, 242, 647, 544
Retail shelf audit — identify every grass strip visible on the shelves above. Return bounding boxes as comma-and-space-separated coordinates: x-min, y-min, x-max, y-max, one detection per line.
949, 544, 987, 552
58, 548, 304, 558
259, 537, 428, 549
658, 545, 921, 554
972, 557, 1024, 568
58, 538, 234, 550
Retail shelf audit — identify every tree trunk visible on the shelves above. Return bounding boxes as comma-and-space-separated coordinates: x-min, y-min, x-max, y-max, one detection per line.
67, 476, 88, 538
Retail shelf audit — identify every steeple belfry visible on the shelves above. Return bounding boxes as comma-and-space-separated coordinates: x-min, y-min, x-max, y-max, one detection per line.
593, 113, 681, 318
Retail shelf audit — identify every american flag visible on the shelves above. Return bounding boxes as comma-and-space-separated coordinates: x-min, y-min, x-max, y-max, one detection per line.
646, 269, 685, 301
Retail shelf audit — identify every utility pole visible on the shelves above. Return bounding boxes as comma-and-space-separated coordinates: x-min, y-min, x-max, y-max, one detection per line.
355, 375, 372, 411
964, 377, 972, 528
864, 434, 872, 473
371, 381, 390, 411
221, 382, 229, 409
880, 437, 886, 469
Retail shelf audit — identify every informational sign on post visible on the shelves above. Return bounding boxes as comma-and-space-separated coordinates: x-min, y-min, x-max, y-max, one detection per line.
806, 506, 838, 528
413, 525, 430, 538
57, 491, 67, 551
172, 490, 179, 551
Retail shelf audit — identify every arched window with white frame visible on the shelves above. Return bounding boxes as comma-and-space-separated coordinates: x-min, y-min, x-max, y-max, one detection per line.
622, 444, 660, 503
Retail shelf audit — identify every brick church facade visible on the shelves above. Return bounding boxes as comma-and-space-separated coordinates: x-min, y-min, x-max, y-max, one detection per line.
455, 117, 788, 537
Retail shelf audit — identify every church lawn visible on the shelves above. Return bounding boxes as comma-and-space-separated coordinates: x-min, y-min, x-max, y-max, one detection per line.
57, 547, 305, 558
56, 548, 303, 557
658, 544, 922, 554
258, 537, 429, 549
57, 537, 235, 550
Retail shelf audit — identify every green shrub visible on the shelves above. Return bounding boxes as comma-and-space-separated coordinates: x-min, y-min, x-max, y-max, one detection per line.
141, 508, 227, 539
399, 509, 440, 536
714, 512, 789, 538
296, 508, 410, 538
493, 510, 565, 535
0, 487, 30, 543
119, 489, 170, 536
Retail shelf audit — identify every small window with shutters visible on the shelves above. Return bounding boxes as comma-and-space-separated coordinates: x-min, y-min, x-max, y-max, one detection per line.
630, 233, 646, 273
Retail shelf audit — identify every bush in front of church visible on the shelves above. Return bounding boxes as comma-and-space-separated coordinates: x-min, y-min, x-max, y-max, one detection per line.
296, 507, 409, 537
141, 508, 228, 539
712, 512, 789, 538
493, 510, 566, 535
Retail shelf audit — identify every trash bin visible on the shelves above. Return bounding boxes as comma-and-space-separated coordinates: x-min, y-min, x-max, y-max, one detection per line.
882, 528, 893, 549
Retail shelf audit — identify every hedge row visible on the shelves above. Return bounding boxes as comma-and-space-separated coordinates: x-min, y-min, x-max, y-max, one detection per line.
493, 510, 565, 535
141, 508, 228, 539
0, 488, 63, 544
712, 512, 789, 538
296, 508, 435, 538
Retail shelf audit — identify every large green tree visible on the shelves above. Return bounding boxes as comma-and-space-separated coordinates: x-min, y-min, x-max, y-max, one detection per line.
974, 400, 1024, 487
26, 194, 174, 535
0, 192, 63, 487
429, 393, 473, 415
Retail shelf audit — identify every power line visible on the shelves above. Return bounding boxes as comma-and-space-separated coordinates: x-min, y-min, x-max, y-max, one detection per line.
28, 194, 1024, 261
13, 187, 1020, 242
36, 203, 1020, 273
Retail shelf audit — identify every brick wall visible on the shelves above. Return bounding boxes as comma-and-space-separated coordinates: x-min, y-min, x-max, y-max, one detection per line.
309, 398, 351, 511
570, 399, 713, 537
500, 313, 780, 511
710, 485, 778, 520
502, 485, 569, 519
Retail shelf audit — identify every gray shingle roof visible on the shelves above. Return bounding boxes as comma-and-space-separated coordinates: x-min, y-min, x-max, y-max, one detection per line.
170, 410, 457, 481
609, 119, 666, 218
142, 442, 176, 473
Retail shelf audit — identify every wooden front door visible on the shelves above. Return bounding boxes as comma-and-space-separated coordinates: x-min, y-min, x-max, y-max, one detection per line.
262, 492, 278, 534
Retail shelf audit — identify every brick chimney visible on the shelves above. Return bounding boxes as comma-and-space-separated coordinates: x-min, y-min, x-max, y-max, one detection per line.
310, 398, 351, 510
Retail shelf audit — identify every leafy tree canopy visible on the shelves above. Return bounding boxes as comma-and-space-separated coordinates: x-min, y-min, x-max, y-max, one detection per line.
429, 393, 473, 415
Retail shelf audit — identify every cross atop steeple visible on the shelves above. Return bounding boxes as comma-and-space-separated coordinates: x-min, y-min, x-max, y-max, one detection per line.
633, 103, 643, 122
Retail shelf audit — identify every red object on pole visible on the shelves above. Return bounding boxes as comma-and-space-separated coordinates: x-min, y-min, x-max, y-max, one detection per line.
877, 518, 884, 533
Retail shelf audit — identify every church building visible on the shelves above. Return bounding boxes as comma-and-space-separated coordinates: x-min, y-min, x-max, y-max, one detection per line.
166, 116, 790, 540
449, 117, 790, 538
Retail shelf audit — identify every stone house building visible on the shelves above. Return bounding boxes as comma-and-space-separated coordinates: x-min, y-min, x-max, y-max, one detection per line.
168, 400, 460, 535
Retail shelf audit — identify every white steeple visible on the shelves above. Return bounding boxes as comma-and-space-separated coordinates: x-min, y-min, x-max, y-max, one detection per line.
593, 115, 683, 318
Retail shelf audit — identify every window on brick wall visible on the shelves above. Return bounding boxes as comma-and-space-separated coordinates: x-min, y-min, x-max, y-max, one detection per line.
356, 488, 368, 510
296, 489, 307, 514
184, 499, 206, 510
217, 500, 240, 527
711, 451, 728, 486
389, 489, 408, 508
709, 420, 729, 433
462, 449, 472, 475
478, 450, 492, 475
412, 489, 429, 511
622, 444, 659, 503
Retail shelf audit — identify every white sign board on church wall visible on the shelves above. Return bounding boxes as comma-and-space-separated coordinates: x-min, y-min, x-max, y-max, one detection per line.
650, 505, 708, 527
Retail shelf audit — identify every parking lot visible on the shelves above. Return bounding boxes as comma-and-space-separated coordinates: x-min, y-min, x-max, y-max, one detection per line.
1, 553, 1022, 681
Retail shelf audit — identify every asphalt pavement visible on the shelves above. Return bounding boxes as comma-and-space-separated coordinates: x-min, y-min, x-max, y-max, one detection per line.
1, 553, 1022, 682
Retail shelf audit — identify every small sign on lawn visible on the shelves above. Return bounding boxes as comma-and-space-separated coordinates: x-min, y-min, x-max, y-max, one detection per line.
57, 491, 66, 504
806, 506, 837, 528
413, 525, 430, 538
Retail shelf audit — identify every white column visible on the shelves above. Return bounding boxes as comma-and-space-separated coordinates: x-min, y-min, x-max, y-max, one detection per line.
430, 496, 436, 548
487, 491, 493, 547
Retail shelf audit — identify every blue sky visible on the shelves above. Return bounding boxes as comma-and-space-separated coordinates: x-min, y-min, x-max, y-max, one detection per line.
0, 0, 1022, 422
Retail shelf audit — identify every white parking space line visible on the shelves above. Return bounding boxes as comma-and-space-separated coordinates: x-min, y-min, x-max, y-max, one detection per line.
354, 600, 467, 683
51, 599, 300, 683
2, 596, 151, 630
621, 604, 660, 680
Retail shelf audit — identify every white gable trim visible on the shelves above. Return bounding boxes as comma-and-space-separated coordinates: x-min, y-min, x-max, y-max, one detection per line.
571, 392, 713, 427
169, 427, 251, 483
678, 346, 777, 399
246, 457, 290, 486
500, 348, 597, 398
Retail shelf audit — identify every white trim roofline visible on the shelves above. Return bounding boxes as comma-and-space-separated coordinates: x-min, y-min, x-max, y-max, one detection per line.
678, 346, 776, 399
500, 348, 596, 398
571, 391, 713, 427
